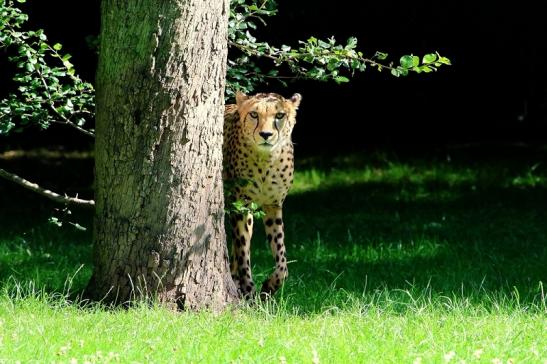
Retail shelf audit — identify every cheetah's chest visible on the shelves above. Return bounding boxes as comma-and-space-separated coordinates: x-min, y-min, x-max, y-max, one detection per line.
228, 150, 294, 207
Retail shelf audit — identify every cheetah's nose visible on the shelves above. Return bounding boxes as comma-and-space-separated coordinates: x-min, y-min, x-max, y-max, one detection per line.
259, 131, 273, 141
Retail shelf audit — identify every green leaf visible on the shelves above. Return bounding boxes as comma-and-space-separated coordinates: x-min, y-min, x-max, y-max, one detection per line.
334, 76, 350, 83
48, 217, 62, 227
63, 60, 74, 70
438, 56, 452, 65
399, 55, 414, 69
374, 51, 388, 60
53, 43, 62, 51
346, 37, 358, 49
307, 36, 318, 45
318, 39, 330, 49
327, 58, 341, 71
422, 53, 437, 64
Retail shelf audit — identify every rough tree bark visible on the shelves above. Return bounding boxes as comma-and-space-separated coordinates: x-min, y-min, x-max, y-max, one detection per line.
86, 0, 238, 310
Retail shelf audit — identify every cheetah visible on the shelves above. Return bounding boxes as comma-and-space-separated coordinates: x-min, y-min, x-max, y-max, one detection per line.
224, 91, 302, 299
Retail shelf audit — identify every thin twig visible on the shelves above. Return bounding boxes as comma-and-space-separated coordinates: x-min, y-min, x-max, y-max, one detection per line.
36, 69, 95, 138
244, 71, 300, 80
0, 167, 95, 207
50, 119, 95, 137
229, 41, 279, 61
228, 41, 399, 71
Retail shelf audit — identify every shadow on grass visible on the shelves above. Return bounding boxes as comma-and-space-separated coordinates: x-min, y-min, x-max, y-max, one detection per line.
1, 148, 546, 312
252, 148, 547, 311
0, 153, 94, 293
274, 181, 546, 309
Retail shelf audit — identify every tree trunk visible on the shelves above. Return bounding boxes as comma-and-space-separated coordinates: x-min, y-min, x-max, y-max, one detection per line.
86, 0, 238, 311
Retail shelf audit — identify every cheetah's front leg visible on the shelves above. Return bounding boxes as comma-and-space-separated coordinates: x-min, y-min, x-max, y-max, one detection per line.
231, 212, 256, 298
260, 205, 288, 298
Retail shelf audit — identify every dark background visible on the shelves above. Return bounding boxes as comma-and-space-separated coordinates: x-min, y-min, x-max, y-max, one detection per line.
1, 0, 547, 153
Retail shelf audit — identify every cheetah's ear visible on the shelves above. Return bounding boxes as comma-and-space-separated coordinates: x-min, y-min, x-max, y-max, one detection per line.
290, 93, 302, 109
235, 91, 249, 106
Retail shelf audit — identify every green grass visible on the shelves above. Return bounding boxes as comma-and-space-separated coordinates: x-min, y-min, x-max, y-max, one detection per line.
1, 148, 546, 363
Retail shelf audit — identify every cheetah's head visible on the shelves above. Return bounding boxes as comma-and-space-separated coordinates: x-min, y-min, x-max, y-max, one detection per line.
235, 91, 302, 153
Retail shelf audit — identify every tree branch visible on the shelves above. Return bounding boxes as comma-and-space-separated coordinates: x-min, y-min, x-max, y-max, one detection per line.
228, 40, 399, 71
0, 167, 95, 208
36, 71, 95, 138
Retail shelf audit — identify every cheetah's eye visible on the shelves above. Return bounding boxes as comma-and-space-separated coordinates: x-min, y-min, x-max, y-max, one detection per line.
275, 112, 286, 119
249, 111, 258, 119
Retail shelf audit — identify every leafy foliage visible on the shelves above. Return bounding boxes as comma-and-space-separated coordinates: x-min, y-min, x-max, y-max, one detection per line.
0, 0, 451, 136
223, 177, 266, 220
0, 0, 94, 136
226, 0, 451, 97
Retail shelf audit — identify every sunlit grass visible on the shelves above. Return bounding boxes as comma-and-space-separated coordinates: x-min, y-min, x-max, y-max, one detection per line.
292, 163, 479, 195
1, 290, 545, 363
292, 155, 547, 196
1, 150, 546, 362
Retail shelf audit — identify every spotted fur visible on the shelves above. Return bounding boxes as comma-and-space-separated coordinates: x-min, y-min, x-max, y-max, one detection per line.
224, 91, 302, 298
